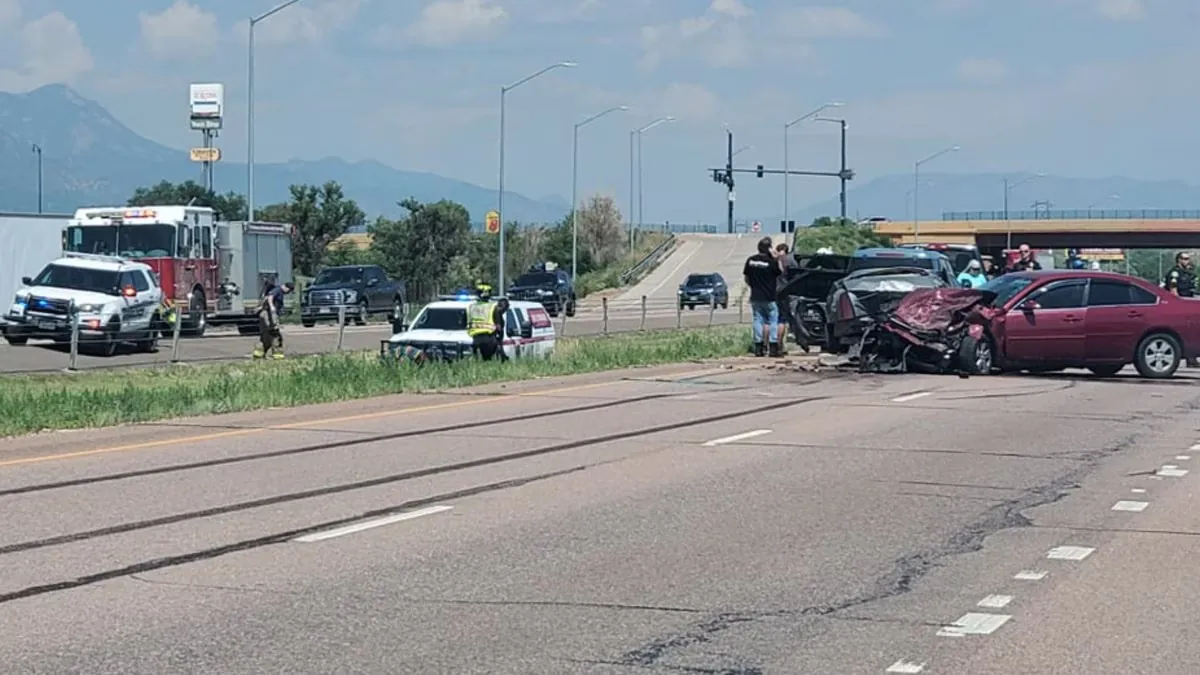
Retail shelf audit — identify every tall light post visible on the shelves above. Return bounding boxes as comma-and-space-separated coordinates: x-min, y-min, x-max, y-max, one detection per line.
814, 117, 849, 221
913, 145, 960, 242
31, 144, 42, 213
497, 61, 577, 291
247, 0, 305, 222
783, 102, 843, 228
571, 105, 627, 281
630, 116, 673, 251
1003, 172, 1045, 250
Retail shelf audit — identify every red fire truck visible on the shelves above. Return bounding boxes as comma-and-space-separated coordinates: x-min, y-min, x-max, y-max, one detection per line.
63, 206, 295, 335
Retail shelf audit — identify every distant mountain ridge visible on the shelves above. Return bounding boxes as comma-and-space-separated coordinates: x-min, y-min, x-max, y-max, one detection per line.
0, 85, 566, 223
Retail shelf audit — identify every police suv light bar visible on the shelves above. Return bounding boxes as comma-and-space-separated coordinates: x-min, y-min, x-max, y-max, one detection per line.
62, 252, 131, 265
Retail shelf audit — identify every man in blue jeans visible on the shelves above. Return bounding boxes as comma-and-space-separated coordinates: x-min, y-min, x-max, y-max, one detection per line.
744, 236, 783, 357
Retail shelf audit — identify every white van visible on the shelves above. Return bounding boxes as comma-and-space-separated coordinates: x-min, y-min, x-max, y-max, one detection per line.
382, 298, 556, 362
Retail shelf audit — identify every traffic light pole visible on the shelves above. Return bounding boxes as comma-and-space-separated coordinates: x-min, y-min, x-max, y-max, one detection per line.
725, 129, 734, 234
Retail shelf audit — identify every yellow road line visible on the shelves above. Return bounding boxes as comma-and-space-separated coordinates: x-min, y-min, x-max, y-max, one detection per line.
0, 365, 741, 468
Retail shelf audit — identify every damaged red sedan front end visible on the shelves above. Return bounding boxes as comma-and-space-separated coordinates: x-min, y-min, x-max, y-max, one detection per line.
858, 287, 1000, 375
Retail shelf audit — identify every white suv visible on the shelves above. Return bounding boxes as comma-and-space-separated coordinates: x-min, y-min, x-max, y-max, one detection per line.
4, 253, 165, 355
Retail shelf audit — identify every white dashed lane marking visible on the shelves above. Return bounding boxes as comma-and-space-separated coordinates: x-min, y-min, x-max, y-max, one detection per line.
937, 612, 1012, 637
891, 391, 931, 403
977, 594, 1013, 609
293, 505, 453, 543
1176, 455, 1191, 460
1158, 465, 1189, 477
1047, 546, 1095, 561
1014, 570, 1047, 580
1112, 500, 1149, 512
701, 429, 772, 446
1132, 488, 1147, 493
885, 660, 926, 673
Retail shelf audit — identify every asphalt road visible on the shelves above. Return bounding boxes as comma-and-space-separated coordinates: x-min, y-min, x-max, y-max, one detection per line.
0, 360, 1197, 672
0, 305, 745, 373
618, 234, 760, 305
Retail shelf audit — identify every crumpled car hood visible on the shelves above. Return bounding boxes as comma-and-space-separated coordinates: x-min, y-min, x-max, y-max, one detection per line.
891, 287, 999, 333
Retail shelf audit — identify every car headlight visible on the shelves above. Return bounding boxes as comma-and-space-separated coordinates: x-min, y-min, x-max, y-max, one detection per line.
76, 303, 102, 313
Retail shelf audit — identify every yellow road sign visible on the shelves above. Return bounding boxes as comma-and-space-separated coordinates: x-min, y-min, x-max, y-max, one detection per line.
189, 148, 221, 162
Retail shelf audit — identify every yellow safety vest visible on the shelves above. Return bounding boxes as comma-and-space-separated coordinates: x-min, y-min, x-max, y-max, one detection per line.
467, 302, 497, 336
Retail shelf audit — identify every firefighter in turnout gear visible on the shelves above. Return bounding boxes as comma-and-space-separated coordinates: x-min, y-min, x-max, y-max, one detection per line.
252, 281, 293, 359
1164, 251, 1199, 367
158, 298, 178, 337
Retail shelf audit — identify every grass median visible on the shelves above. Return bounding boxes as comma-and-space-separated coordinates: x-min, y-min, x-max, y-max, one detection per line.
0, 326, 751, 437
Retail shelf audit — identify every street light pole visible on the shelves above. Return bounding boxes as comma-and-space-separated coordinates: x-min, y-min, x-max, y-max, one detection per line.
571, 105, 627, 282
497, 61, 577, 291
630, 116, 673, 251
247, 0, 305, 222
31, 144, 42, 213
815, 117, 848, 221
913, 145, 960, 243
1003, 172, 1045, 250
783, 102, 843, 230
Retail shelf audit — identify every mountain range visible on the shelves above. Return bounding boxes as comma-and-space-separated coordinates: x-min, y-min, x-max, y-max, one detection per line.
0, 85, 567, 223
3, 84, 1199, 227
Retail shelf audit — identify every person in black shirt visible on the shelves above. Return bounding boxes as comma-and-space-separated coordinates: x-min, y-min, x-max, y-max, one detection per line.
1007, 244, 1042, 273
1164, 251, 1198, 367
744, 236, 782, 357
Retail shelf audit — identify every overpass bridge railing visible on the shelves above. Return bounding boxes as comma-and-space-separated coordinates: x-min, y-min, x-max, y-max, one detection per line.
945, 209, 1200, 221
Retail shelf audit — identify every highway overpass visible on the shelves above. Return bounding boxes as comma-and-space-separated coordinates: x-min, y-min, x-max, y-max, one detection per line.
875, 209, 1200, 249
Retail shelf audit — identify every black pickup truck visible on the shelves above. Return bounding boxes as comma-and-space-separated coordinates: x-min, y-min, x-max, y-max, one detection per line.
506, 265, 577, 317
300, 264, 406, 327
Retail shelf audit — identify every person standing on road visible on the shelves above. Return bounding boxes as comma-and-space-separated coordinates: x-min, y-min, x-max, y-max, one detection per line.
744, 236, 782, 358
956, 260, 988, 288
1006, 244, 1042, 273
467, 294, 507, 362
252, 281, 293, 360
774, 242, 799, 353
1164, 251, 1199, 367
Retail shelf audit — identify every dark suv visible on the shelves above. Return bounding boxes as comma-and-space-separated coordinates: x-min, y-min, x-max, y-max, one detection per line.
300, 264, 406, 327
678, 273, 729, 310
507, 265, 576, 317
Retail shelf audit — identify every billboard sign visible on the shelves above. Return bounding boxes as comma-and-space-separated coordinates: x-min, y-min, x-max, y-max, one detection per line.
189, 83, 223, 128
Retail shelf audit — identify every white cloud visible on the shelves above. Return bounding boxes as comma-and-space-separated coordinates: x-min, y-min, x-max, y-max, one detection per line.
0, 10, 94, 89
775, 7, 887, 38
956, 57, 1008, 83
138, 1, 219, 57
0, 0, 20, 27
1096, 0, 1144, 20
638, 0, 752, 70
234, 0, 364, 45
406, 0, 507, 46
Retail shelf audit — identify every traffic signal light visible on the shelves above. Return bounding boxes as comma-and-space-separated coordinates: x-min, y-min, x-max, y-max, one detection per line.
756, 164, 764, 178
779, 220, 795, 233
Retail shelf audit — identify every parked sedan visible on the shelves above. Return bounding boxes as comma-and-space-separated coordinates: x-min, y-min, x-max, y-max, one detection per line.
980, 270, 1200, 378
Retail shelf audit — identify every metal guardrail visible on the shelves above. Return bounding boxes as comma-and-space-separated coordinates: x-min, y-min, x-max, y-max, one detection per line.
619, 234, 678, 286
0, 295, 749, 374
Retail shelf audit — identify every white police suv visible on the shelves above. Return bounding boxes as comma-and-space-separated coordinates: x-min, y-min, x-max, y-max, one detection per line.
3, 253, 165, 356
381, 294, 556, 362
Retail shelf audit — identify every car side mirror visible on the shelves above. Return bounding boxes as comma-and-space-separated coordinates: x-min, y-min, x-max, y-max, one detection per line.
519, 321, 533, 339
366, 278, 378, 286
1019, 299, 1040, 311
20, 276, 31, 285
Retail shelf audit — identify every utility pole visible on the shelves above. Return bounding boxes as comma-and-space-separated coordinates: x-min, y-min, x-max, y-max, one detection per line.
31, 144, 42, 213
725, 128, 734, 234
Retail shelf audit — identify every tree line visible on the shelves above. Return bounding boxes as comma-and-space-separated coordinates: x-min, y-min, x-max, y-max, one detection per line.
127, 180, 641, 300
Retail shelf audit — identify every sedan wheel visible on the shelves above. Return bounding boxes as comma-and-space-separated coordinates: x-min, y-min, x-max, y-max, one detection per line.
1135, 333, 1181, 378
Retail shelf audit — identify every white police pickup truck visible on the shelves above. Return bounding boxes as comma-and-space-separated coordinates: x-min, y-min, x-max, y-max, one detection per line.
3, 253, 164, 356
381, 295, 556, 362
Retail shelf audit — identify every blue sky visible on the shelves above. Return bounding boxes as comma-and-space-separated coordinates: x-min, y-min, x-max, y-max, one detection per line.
2, 0, 1197, 223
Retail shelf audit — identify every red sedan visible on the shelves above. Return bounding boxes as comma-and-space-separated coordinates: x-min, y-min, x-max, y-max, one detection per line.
981, 270, 1200, 378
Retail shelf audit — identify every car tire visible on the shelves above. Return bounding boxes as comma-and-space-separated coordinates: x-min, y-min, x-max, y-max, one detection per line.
687, 304, 695, 311
1088, 364, 1123, 377
957, 334, 993, 375
136, 328, 158, 353
353, 300, 368, 326
1134, 332, 1181, 378
721, 300, 728, 309
301, 319, 315, 328
97, 326, 118, 357
566, 299, 576, 318
185, 292, 207, 338
4, 335, 27, 346
238, 323, 261, 335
